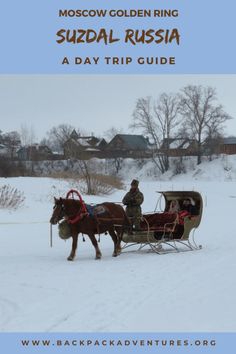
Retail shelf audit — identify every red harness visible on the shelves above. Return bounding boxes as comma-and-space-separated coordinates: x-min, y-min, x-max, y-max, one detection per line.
65, 189, 88, 225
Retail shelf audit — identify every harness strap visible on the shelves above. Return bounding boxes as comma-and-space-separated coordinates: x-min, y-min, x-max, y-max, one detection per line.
67, 211, 88, 225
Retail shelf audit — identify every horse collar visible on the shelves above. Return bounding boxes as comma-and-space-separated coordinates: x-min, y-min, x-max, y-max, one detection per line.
66, 202, 88, 225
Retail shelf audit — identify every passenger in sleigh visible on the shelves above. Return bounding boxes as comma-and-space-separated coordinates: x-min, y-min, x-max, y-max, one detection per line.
154, 198, 198, 241
181, 198, 197, 215
168, 199, 180, 213
178, 198, 197, 225
154, 200, 183, 240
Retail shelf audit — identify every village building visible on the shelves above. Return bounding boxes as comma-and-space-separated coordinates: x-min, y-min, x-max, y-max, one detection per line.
0, 144, 10, 158
63, 130, 107, 159
105, 134, 153, 158
160, 138, 198, 157
17, 145, 54, 161
220, 137, 236, 155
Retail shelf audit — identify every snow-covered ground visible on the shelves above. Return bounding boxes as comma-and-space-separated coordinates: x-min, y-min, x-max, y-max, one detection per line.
0, 157, 236, 332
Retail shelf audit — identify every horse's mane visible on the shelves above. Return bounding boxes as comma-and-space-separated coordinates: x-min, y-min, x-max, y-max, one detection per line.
62, 198, 81, 205
62, 198, 81, 207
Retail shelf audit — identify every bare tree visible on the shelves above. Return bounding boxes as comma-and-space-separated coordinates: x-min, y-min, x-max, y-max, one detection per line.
103, 126, 124, 174
204, 133, 223, 161
77, 159, 93, 195
20, 124, 37, 174
45, 124, 76, 153
204, 113, 226, 161
2, 131, 21, 160
154, 93, 180, 170
20, 124, 36, 147
179, 85, 232, 164
103, 126, 124, 141
131, 93, 180, 173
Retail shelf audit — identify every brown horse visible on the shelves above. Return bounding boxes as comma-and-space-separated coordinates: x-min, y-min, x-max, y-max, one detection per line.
50, 198, 130, 261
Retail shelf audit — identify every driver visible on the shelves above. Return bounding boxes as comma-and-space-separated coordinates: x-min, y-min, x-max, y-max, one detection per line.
122, 179, 144, 231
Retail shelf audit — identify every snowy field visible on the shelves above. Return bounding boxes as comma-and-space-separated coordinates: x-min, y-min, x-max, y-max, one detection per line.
0, 166, 236, 332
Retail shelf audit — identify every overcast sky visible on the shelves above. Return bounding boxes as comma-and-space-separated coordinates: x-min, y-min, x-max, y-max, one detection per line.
0, 75, 235, 141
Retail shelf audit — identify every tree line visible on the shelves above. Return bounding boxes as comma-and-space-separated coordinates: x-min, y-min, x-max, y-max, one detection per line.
131, 85, 232, 173
0, 85, 233, 176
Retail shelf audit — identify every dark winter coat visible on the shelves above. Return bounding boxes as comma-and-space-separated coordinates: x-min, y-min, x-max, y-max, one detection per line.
122, 188, 144, 218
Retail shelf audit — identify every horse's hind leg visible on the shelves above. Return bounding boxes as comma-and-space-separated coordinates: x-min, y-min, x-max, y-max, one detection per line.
68, 234, 78, 261
116, 230, 122, 255
88, 234, 102, 260
109, 229, 120, 257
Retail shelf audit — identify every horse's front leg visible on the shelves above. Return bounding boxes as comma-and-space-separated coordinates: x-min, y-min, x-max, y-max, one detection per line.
88, 233, 102, 260
67, 232, 78, 261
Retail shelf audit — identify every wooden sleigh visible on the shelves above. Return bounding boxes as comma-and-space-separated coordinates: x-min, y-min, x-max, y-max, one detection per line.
121, 191, 203, 254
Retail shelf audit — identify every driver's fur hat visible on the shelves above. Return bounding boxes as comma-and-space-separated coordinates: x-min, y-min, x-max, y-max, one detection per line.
131, 179, 139, 187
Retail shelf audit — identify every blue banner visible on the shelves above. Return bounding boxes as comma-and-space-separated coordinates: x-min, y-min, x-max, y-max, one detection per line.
0, 333, 235, 354
0, 0, 235, 73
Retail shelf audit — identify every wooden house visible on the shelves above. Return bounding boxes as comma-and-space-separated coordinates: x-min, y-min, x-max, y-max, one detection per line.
220, 137, 236, 155
17, 145, 53, 161
63, 130, 107, 159
105, 134, 152, 158
160, 138, 198, 157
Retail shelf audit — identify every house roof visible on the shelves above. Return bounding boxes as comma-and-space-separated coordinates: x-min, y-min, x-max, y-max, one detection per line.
70, 129, 80, 140
169, 139, 192, 149
76, 138, 91, 147
94, 138, 107, 147
223, 137, 236, 145
86, 148, 100, 152
17, 145, 52, 153
162, 138, 195, 150
111, 134, 148, 150
66, 134, 106, 149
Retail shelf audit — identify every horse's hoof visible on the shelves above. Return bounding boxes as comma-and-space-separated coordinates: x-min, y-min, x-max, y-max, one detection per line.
67, 256, 74, 261
113, 248, 121, 256
95, 255, 102, 260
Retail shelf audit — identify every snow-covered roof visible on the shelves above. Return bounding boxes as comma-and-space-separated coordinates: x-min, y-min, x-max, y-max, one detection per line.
93, 138, 106, 147
169, 139, 191, 149
76, 138, 91, 147
180, 141, 191, 149
85, 148, 100, 152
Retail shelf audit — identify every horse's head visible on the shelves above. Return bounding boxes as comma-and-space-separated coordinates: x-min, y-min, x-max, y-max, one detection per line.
50, 197, 66, 225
